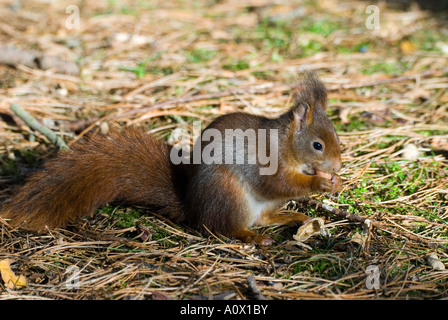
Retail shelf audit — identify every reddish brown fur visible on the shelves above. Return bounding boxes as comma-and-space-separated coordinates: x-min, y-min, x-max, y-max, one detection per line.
2, 129, 187, 232
2, 72, 342, 244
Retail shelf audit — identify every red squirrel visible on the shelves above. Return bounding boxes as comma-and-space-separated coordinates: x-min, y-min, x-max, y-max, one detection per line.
1, 72, 342, 245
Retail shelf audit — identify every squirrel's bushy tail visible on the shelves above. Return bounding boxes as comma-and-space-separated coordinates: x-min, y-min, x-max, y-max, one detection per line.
1, 129, 187, 232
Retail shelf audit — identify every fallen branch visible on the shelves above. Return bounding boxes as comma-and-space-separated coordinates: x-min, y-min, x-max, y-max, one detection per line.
307, 199, 448, 252
10, 103, 69, 151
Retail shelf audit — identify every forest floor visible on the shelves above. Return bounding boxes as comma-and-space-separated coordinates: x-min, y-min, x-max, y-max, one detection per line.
0, 0, 447, 300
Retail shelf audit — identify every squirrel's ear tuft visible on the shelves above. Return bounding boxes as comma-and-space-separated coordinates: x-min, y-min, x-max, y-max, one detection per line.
293, 102, 313, 132
293, 71, 328, 112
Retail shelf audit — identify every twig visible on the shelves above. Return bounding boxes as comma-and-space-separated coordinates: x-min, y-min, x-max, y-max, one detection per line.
112, 68, 448, 121
10, 103, 69, 151
307, 199, 448, 252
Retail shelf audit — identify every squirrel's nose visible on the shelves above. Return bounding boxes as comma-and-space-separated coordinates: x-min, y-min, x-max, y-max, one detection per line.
334, 159, 342, 172
329, 156, 342, 173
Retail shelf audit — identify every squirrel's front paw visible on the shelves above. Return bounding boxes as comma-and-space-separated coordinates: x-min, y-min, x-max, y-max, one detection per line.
313, 176, 333, 193
331, 174, 343, 194
314, 174, 342, 194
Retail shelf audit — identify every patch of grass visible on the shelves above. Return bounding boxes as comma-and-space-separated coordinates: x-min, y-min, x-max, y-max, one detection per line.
186, 48, 218, 63
334, 151, 447, 240
409, 30, 445, 52
121, 53, 173, 78
361, 60, 409, 75
254, 18, 293, 52
102, 205, 186, 247
223, 58, 251, 71
334, 116, 371, 132
231, 14, 346, 59
299, 39, 325, 57
291, 253, 346, 279
121, 61, 148, 79
98, 0, 154, 16
304, 18, 342, 37
101, 206, 142, 229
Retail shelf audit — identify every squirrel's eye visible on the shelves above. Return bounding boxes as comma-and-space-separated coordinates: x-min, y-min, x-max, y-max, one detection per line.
313, 142, 323, 151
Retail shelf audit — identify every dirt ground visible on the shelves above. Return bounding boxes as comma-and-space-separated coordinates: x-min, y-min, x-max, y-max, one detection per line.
0, 0, 447, 300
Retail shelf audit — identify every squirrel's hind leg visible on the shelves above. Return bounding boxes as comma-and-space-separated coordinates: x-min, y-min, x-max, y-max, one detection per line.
256, 210, 311, 228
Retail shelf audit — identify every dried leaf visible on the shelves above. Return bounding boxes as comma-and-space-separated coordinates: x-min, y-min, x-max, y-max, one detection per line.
293, 218, 326, 244
400, 41, 416, 54
426, 254, 445, 271
350, 232, 365, 245
0, 259, 27, 289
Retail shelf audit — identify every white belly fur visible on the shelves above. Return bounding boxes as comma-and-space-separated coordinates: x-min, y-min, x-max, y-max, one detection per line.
244, 187, 284, 227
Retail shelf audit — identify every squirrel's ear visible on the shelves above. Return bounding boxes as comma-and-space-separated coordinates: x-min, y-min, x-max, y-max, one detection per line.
293, 102, 314, 131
